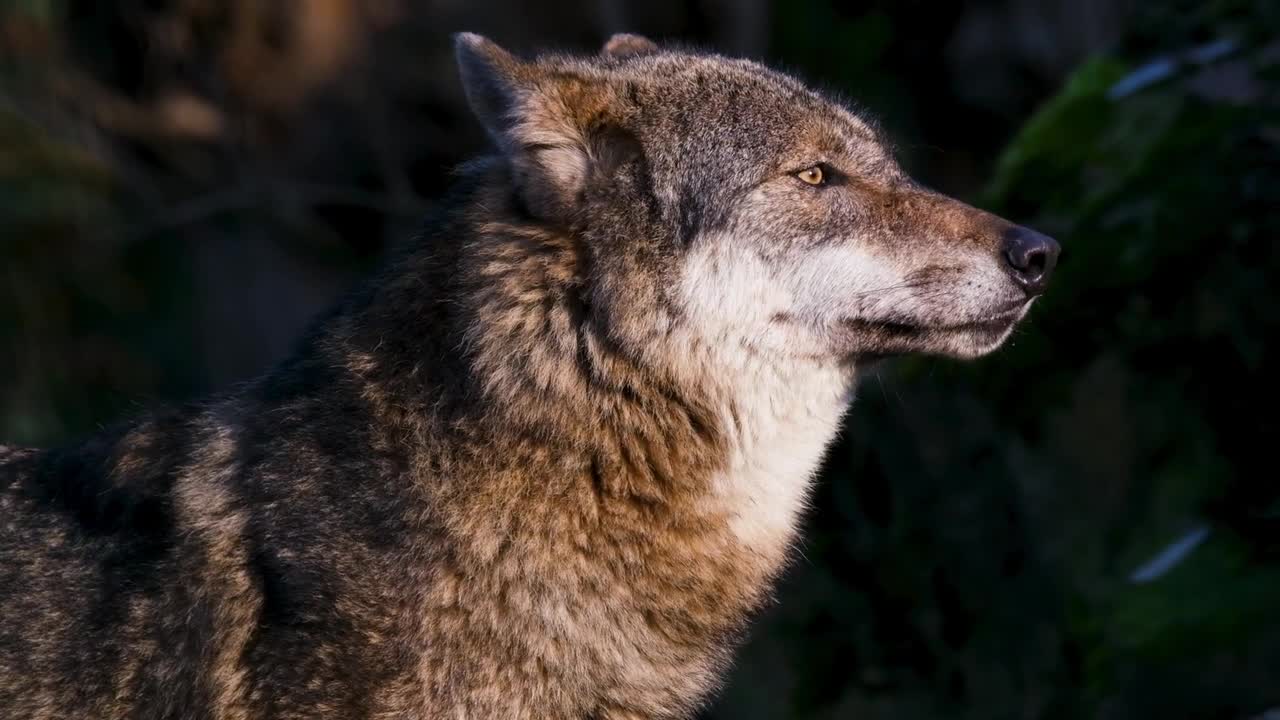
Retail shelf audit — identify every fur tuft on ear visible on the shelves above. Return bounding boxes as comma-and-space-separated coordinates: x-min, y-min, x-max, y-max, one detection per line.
601, 33, 659, 58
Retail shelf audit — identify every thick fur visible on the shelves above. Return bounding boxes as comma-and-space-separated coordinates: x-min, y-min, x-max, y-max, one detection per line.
0, 34, 1053, 719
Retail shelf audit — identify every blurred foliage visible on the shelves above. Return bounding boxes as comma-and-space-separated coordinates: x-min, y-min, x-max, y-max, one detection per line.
0, 83, 198, 443
2, 1, 1279, 719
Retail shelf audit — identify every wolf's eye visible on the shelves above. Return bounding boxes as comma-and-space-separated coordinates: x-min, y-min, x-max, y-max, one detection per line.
796, 165, 825, 186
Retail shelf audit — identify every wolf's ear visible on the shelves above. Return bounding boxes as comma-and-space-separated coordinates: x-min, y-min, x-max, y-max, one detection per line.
601, 33, 658, 58
454, 33, 528, 144
455, 32, 635, 221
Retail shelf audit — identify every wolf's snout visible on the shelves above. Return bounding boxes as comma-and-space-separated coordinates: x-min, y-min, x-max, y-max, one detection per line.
1000, 226, 1060, 296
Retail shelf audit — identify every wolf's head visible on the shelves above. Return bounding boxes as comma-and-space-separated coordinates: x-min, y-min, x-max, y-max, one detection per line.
454, 33, 1058, 373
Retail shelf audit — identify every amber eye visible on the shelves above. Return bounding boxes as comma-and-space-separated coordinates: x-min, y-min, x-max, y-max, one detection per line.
796, 165, 825, 186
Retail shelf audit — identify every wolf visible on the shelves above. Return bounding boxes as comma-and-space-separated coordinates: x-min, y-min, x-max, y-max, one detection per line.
0, 33, 1058, 719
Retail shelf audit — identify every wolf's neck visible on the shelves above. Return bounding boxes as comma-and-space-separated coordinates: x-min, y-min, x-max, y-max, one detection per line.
700, 351, 856, 565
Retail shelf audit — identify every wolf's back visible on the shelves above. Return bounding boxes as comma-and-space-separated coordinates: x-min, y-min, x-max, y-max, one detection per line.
0, 425, 210, 718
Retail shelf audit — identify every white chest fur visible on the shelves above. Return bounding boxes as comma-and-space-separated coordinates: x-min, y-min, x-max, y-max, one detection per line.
711, 362, 854, 561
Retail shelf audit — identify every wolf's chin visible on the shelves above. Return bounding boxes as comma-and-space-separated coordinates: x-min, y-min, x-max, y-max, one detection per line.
937, 324, 1018, 359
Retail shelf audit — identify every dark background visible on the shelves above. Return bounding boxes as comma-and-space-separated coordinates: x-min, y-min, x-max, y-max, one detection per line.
2, 1, 1278, 718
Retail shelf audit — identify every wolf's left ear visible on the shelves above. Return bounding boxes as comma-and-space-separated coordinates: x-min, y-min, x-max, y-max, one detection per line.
601, 33, 658, 58
454, 33, 529, 144
455, 33, 635, 221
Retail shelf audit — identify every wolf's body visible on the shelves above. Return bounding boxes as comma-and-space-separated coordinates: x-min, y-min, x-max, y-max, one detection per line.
0, 34, 1057, 719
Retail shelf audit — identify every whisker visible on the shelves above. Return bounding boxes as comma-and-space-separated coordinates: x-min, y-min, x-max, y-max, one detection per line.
847, 277, 942, 299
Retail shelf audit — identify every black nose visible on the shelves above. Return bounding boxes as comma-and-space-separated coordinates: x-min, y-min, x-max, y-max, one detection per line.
1001, 226, 1060, 296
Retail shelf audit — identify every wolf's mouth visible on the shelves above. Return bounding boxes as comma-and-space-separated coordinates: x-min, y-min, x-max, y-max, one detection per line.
935, 309, 1025, 335
843, 306, 1025, 338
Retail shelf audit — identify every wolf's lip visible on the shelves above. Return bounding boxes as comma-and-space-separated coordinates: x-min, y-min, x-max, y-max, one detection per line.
842, 317, 1013, 337
843, 305, 1025, 336
942, 315, 1019, 335
939, 308, 1024, 332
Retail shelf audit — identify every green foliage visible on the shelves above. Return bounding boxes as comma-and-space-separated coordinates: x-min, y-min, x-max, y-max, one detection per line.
984, 36, 1280, 717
